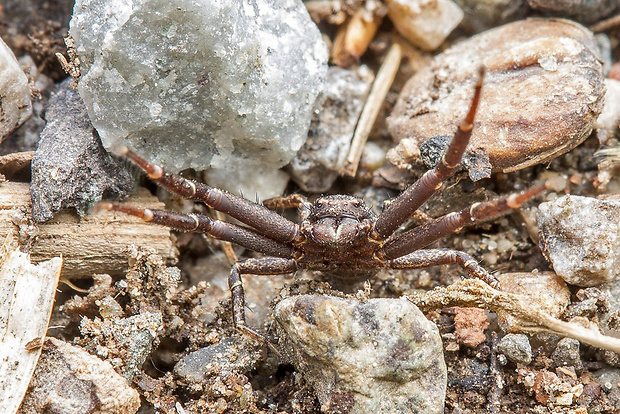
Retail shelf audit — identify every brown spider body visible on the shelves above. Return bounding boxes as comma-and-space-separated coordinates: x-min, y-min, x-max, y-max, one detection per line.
100, 68, 548, 348
296, 195, 377, 273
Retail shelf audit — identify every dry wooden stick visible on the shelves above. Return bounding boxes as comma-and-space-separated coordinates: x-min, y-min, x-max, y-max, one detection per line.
340, 43, 402, 178
0, 182, 176, 279
407, 278, 620, 354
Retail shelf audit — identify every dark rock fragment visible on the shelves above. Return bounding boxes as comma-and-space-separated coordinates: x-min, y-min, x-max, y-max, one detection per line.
30, 78, 133, 223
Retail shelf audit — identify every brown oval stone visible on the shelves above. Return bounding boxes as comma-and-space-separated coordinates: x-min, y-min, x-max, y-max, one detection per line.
388, 18, 605, 173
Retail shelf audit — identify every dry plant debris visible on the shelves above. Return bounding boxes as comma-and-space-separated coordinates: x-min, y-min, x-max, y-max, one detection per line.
407, 279, 620, 354
0, 238, 62, 413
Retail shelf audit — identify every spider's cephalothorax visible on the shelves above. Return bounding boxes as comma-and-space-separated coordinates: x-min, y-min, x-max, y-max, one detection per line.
303, 195, 375, 250
100, 68, 548, 349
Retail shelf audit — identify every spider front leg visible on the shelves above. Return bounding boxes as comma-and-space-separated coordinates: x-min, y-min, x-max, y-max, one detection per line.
387, 249, 500, 289
119, 147, 300, 244
378, 183, 548, 260
229, 257, 297, 354
373, 68, 485, 239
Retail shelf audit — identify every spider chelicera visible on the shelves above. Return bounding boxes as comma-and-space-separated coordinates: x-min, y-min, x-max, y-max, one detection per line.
100, 68, 546, 346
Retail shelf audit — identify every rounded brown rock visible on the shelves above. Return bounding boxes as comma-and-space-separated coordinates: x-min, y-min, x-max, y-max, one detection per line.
388, 18, 605, 173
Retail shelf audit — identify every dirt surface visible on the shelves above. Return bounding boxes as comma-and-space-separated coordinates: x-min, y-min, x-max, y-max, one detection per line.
2, 1, 620, 413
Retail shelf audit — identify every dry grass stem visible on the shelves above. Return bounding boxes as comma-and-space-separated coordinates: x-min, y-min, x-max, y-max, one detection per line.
407, 278, 620, 354
341, 43, 402, 177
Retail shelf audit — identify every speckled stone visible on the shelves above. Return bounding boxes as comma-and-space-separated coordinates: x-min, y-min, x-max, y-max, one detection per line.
388, 18, 604, 173
538, 195, 620, 286
498, 333, 532, 365
497, 272, 571, 331
551, 337, 582, 372
275, 295, 446, 414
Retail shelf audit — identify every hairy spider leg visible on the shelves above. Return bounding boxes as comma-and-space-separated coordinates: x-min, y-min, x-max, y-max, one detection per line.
262, 193, 313, 222
98, 202, 293, 258
379, 182, 548, 260
386, 249, 500, 288
262, 194, 309, 210
119, 147, 300, 244
373, 67, 486, 239
229, 258, 297, 356
98, 202, 299, 353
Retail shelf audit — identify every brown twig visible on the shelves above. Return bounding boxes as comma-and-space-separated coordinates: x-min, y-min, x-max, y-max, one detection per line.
213, 210, 238, 265
340, 43, 402, 177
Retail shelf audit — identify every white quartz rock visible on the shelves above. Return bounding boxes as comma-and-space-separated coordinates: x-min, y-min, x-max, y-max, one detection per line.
385, 0, 464, 51
69, 0, 327, 173
0, 36, 32, 140
538, 195, 620, 286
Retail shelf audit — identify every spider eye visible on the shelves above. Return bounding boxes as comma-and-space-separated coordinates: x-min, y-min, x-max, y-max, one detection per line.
349, 199, 362, 208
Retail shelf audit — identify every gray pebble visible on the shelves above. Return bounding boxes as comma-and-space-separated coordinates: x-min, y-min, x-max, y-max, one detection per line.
275, 295, 446, 414
593, 368, 620, 411
551, 337, 583, 373
289, 66, 373, 192
497, 333, 532, 365
0, 36, 32, 141
174, 338, 261, 383
453, 0, 527, 34
538, 195, 620, 286
30, 78, 134, 223
599, 279, 620, 337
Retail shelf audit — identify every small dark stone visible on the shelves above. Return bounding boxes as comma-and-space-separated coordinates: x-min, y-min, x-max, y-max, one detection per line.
174, 338, 260, 383
419, 136, 491, 182
450, 373, 492, 393
551, 337, 583, 373
30, 78, 134, 223
497, 333, 533, 365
